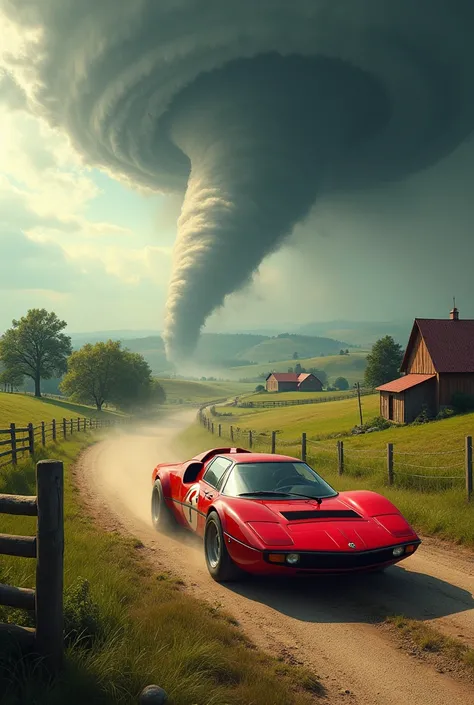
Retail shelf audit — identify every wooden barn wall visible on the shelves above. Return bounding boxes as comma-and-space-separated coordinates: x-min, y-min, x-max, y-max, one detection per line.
266, 377, 278, 392
298, 378, 323, 392
406, 332, 436, 374
380, 392, 405, 424
404, 379, 437, 422
438, 374, 474, 406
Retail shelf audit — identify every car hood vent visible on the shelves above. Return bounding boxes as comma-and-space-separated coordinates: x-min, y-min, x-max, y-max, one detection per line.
281, 509, 361, 521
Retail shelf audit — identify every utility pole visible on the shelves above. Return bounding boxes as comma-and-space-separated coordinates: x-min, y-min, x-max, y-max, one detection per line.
356, 382, 363, 426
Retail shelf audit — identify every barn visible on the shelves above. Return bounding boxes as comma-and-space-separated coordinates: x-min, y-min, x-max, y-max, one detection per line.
266, 372, 323, 393
377, 307, 474, 423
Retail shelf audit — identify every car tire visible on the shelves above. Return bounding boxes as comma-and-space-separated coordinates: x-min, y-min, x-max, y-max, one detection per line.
151, 479, 175, 532
204, 512, 241, 582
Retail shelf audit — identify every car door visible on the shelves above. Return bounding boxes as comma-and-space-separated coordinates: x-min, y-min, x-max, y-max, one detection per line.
195, 456, 233, 536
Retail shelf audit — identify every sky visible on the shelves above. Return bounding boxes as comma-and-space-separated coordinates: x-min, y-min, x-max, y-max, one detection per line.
1, 4, 474, 338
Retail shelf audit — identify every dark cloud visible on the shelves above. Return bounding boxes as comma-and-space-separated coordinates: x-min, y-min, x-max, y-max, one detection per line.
2, 1, 474, 359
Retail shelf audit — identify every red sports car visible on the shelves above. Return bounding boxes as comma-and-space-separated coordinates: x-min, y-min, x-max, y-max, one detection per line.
151, 447, 421, 582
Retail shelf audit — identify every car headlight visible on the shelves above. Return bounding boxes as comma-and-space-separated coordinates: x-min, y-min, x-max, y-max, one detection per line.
286, 553, 300, 565
392, 546, 404, 557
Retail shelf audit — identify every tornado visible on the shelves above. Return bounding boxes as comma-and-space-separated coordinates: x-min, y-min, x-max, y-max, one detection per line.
3, 1, 474, 361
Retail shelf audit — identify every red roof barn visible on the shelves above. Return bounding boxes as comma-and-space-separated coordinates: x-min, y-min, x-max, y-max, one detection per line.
266, 372, 323, 393
377, 307, 474, 423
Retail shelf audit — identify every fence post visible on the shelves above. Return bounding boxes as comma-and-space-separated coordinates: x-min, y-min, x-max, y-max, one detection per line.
41, 421, 46, 447
70, 418, 73, 435
62, 418, 67, 439
77, 418, 80, 432
35, 459, 64, 674
249, 430, 253, 449
230, 426, 234, 442
466, 436, 473, 502
10, 423, 17, 466
301, 433, 307, 462
271, 430, 276, 454
337, 440, 344, 476
218, 424, 222, 438
28, 423, 35, 458
52, 419, 56, 442
387, 443, 394, 486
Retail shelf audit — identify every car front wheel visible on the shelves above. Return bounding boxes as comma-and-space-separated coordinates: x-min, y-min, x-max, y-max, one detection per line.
204, 512, 241, 582
151, 479, 175, 532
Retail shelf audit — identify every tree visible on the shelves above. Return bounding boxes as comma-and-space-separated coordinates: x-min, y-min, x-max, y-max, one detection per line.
255, 384, 265, 393
339, 349, 345, 355
60, 340, 159, 411
292, 352, 299, 360
294, 363, 303, 375
308, 368, 328, 386
0, 309, 71, 397
0, 365, 24, 392
364, 336, 404, 388
334, 376, 349, 390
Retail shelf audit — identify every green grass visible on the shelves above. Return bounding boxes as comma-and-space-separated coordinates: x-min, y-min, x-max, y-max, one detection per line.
158, 379, 255, 404
0, 440, 320, 705
212, 394, 380, 440
224, 351, 367, 384
0, 392, 122, 430
246, 389, 362, 403
387, 616, 474, 674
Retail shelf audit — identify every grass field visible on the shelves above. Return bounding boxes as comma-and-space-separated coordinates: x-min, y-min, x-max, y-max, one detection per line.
245, 389, 363, 403
0, 393, 122, 429
0, 439, 319, 704
225, 351, 368, 384
213, 394, 380, 440
158, 378, 255, 403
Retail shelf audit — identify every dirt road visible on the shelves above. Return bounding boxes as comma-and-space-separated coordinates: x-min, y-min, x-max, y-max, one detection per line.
78, 412, 474, 705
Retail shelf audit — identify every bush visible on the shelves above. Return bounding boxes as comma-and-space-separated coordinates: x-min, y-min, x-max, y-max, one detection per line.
352, 416, 392, 434
412, 405, 432, 425
63, 578, 102, 648
333, 376, 349, 391
255, 385, 266, 393
451, 392, 474, 413
436, 406, 456, 420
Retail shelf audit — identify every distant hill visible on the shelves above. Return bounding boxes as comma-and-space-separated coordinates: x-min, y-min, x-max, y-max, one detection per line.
293, 320, 411, 346
236, 334, 350, 363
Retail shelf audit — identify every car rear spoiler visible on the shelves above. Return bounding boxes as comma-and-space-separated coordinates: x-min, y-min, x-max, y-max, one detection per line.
194, 447, 251, 463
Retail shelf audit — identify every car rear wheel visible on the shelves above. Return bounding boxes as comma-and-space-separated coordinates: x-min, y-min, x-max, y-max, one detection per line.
204, 512, 240, 582
151, 479, 175, 532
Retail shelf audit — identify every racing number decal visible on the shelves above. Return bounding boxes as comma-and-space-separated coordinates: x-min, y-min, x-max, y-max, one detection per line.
183, 484, 200, 530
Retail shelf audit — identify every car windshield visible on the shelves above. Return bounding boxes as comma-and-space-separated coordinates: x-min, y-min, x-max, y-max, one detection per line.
221, 461, 337, 499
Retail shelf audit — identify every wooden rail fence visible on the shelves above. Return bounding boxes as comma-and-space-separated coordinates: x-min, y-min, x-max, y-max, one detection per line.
238, 389, 374, 408
0, 460, 64, 673
198, 412, 473, 501
0, 415, 129, 469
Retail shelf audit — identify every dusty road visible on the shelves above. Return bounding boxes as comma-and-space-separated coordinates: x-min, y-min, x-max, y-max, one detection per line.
77, 411, 474, 705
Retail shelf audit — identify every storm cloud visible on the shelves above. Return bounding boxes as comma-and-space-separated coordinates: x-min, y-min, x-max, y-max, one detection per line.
2, 1, 474, 360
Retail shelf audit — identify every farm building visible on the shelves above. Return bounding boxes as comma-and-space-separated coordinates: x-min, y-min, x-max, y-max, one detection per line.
266, 372, 323, 393
377, 307, 474, 423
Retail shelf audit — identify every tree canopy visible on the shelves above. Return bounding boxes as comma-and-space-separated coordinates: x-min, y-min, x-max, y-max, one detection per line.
333, 376, 349, 391
60, 340, 165, 411
0, 309, 71, 397
364, 336, 404, 388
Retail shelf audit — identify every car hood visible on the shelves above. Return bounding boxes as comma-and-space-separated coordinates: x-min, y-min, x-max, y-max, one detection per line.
245, 495, 418, 551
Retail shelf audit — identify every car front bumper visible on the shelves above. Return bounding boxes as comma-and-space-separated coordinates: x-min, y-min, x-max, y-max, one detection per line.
226, 534, 421, 575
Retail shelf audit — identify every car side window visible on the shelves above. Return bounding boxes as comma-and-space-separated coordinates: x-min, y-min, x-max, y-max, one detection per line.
203, 457, 232, 489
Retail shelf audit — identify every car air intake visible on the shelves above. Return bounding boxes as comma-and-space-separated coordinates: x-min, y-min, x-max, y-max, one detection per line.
281, 510, 361, 521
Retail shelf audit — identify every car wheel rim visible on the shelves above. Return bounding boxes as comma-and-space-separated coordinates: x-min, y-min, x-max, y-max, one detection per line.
206, 522, 221, 569
152, 489, 160, 522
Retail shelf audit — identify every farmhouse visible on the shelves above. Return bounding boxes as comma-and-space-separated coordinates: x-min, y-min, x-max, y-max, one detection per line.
377, 307, 474, 423
266, 372, 323, 393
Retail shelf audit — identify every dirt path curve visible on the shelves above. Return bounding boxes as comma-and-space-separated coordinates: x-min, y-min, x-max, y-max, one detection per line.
77, 412, 474, 705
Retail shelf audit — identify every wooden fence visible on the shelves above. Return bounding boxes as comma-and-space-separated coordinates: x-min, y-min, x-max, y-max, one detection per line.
0, 459, 64, 673
0, 415, 128, 469
238, 389, 374, 408
198, 412, 473, 501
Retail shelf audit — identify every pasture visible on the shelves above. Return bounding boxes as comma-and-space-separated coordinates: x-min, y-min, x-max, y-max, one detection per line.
0, 392, 122, 429
158, 378, 254, 403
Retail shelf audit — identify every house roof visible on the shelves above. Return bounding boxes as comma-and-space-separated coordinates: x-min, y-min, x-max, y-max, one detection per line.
266, 373, 299, 382
266, 372, 319, 383
377, 373, 436, 393
401, 318, 474, 373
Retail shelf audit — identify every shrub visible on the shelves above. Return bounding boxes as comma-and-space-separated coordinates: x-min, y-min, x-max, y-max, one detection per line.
255, 385, 266, 393
436, 406, 456, 420
63, 578, 102, 648
412, 405, 432, 425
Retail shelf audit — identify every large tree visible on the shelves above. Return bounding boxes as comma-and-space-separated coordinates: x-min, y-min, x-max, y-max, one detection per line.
334, 376, 349, 391
0, 309, 71, 397
364, 336, 404, 388
60, 340, 164, 411
0, 365, 24, 393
